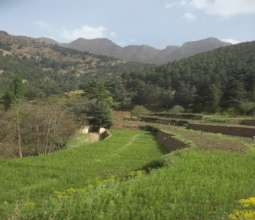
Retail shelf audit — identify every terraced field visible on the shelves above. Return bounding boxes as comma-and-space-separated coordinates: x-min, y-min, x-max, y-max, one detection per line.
2, 125, 255, 220
0, 129, 163, 218
153, 124, 252, 152
26, 148, 255, 220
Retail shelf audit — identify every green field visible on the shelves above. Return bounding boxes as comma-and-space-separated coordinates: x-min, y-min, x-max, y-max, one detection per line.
0, 129, 163, 218
1, 127, 255, 219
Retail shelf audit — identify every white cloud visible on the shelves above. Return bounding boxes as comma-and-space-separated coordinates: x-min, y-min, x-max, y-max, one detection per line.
34, 20, 50, 30
221, 38, 241, 44
61, 25, 110, 42
180, 0, 189, 6
110, 32, 117, 38
190, 0, 255, 16
183, 12, 197, 21
165, 2, 176, 9
165, 0, 188, 9
32, 23, 117, 42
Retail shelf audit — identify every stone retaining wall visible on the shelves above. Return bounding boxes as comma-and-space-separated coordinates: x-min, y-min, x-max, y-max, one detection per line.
141, 117, 255, 138
141, 116, 189, 127
188, 123, 255, 138
153, 113, 203, 120
240, 120, 255, 127
141, 126, 188, 153
155, 130, 188, 153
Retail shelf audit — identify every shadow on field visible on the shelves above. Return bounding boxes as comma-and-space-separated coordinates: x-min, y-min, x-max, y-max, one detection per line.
137, 125, 188, 173
140, 125, 188, 154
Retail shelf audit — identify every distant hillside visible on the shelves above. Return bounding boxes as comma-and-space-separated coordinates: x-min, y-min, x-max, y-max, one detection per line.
36, 37, 58, 45
62, 38, 122, 58
0, 31, 230, 65
119, 41, 255, 112
163, 38, 231, 63
64, 37, 230, 64
0, 31, 133, 98
1, 30, 253, 113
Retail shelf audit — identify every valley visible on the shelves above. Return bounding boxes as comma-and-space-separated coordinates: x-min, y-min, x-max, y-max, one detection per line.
0, 29, 255, 220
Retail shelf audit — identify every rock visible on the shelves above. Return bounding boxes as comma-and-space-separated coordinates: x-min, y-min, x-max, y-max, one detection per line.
81, 126, 90, 134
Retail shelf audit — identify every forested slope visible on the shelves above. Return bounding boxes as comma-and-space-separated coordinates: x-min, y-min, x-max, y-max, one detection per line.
122, 42, 255, 113
1, 31, 255, 114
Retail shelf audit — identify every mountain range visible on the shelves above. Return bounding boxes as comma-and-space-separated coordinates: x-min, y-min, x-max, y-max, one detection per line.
0, 29, 254, 111
0, 30, 231, 65
62, 37, 231, 65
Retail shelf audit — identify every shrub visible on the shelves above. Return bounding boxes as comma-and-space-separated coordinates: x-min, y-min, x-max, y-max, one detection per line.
203, 115, 228, 124
168, 105, 185, 114
238, 101, 255, 115
0, 102, 78, 157
131, 105, 150, 118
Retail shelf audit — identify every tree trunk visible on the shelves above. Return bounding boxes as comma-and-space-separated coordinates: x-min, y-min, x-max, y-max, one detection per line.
16, 107, 23, 158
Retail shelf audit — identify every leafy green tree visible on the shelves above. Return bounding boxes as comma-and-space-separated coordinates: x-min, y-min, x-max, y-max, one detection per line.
82, 81, 113, 130
221, 79, 246, 108
195, 83, 222, 113
1, 92, 13, 111
208, 84, 222, 113
83, 81, 113, 106
105, 80, 132, 109
174, 82, 196, 109
88, 101, 112, 130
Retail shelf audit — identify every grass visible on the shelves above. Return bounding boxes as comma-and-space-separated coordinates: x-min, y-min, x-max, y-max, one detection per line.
155, 124, 253, 152
202, 115, 254, 125
0, 129, 163, 218
14, 148, 255, 220
2, 126, 255, 220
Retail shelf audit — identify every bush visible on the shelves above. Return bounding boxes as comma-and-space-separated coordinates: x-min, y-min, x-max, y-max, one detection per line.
203, 115, 228, 124
168, 105, 185, 114
131, 105, 150, 118
222, 107, 239, 117
238, 101, 255, 115
0, 102, 78, 157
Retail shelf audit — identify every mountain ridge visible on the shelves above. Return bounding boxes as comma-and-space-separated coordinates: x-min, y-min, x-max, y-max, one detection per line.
63, 37, 231, 64
0, 31, 232, 64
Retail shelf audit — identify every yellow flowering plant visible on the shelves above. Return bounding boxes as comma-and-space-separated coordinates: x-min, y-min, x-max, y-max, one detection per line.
229, 197, 255, 220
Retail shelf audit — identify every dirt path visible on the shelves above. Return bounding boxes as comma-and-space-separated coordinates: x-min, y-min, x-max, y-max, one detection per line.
108, 134, 141, 159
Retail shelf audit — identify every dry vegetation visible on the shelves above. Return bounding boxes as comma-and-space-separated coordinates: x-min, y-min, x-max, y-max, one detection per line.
0, 102, 78, 158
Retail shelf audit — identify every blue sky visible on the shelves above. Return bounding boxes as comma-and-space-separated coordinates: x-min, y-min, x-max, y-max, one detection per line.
0, 0, 255, 48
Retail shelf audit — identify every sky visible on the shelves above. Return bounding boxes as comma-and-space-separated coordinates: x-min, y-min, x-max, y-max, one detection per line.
0, 0, 255, 48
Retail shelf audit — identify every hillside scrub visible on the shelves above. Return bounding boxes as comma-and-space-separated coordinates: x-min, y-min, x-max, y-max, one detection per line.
0, 102, 78, 157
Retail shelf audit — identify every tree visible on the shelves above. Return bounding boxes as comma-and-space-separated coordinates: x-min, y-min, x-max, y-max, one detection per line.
0, 75, 26, 158
82, 81, 113, 106
0, 102, 78, 157
88, 101, 112, 130
82, 81, 113, 130
207, 84, 222, 113
174, 82, 196, 109
105, 79, 132, 110
1, 92, 13, 111
221, 79, 247, 109
194, 83, 222, 113
11, 75, 26, 158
